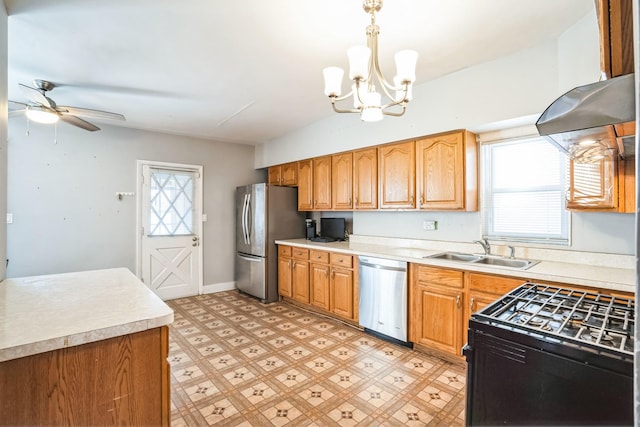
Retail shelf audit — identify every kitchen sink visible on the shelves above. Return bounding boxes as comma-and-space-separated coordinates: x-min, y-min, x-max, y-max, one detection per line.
472, 256, 539, 269
427, 252, 483, 262
425, 252, 539, 270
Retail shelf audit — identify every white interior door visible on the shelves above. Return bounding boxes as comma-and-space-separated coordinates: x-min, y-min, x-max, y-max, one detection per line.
138, 161, 203, 300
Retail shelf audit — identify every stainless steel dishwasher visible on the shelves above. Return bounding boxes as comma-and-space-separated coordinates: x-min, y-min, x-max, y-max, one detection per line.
358, 256, 409, 345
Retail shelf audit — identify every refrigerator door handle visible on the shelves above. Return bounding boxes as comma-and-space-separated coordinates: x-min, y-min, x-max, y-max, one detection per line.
238, 253, 263, 262
245, 193, 252, 245
242, 193, 249, 244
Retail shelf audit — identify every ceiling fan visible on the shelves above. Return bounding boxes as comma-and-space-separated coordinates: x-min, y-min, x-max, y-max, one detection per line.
9, 79, 126, 132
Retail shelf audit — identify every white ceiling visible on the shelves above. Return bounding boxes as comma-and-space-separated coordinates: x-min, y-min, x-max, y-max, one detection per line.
5, 0, 594, 145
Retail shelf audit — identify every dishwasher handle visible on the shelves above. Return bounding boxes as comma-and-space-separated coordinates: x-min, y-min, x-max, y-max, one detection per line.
359, 260, 407, 272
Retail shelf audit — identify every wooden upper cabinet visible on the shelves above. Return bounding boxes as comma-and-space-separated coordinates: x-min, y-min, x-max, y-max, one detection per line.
416, 130, 477, 211
566, 153, 635, 213
268, 162, 297, 186
332, 152, 353, 210
313, 156, 332, 210
281, 162, 298, 186
268, 165, 282, 185
297, 160, 313, 211
597, 0, 633, 79
353, 147, 378, 210
378, 141, 415, 209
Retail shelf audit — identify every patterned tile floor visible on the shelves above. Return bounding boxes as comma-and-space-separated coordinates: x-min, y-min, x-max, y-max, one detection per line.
167, 290, 466, 426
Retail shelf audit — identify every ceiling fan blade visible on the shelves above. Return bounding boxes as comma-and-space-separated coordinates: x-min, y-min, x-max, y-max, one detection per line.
19, 83, 51, 108
57, 106, 125, 121
9, 99, 28, 108
59, 114, 100, 132
9, 109, 26, 118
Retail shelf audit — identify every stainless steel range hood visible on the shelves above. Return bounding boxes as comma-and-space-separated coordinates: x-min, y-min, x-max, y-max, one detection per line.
536, 73, 635, 159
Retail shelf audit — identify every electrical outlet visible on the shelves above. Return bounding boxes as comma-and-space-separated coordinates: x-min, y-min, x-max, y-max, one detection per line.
423, 220, 437, 230
6, 213, 12, 224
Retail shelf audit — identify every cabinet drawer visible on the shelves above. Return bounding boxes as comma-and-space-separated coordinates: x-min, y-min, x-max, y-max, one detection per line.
331, 253, 353, 268
310, 250, 329, 264
468, 273, 523, 295
278, 246, 291, 257
415, 265, 463, 288
292, 248, 309, 260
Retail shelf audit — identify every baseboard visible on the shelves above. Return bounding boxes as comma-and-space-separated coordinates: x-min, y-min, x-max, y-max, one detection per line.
202, 281, 236, 295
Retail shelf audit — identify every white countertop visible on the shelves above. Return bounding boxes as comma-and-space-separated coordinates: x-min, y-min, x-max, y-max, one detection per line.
0, 268, 174, 362
275, 238, 635, 294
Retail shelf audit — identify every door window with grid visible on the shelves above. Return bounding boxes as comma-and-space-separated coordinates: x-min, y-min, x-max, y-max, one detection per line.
481, 136, 570, 244
148, 168, 195, 236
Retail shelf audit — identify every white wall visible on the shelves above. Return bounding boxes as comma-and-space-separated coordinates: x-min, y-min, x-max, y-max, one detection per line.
0, 3, 7, 281
255, 9, 636, 256
6, 122, 264, 283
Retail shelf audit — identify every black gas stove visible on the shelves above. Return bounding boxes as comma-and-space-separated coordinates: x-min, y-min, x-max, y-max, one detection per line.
464, 282, 634, 426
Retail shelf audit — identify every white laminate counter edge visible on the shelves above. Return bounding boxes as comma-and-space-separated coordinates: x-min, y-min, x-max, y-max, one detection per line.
275, 239, 635, 294
0, 268, 174, 363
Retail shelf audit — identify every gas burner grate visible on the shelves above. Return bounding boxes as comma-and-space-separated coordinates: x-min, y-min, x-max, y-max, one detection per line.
476, 283, 634, 355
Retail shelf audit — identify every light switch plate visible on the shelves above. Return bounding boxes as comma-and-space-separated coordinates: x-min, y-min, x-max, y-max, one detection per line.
6, 213, 13, 224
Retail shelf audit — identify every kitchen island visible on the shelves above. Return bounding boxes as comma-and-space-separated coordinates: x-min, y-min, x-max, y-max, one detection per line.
0, 268, 174, 426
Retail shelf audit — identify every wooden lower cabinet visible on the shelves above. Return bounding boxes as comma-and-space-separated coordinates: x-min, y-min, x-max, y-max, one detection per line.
411, 265, 464, 356
0, 327, 170, 426
278, 246, 357, 323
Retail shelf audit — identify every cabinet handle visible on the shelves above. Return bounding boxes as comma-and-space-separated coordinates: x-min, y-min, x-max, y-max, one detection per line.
292, 261, 296, 268
456, 295, 461, 309
288, 259, 291, 269
348, 197, 352, 206
470, 298, 475, 311
410, 195, 414, 205
331, 269, 335, 278
420, 194, 424, 205
355, 197, 358, 207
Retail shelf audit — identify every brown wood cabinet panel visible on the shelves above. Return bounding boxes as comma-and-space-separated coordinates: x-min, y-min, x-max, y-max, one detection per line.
331, 267, 355, 320
415, 265, 463, 288
416, 130, 477, 211
292, 247, 309, 260
313, 156, 332, 210
353, 147, 378, 209
332, 152, 353, 210
597, 0, 634, 78
0, 327, 169, 426
292, 260, 310, 303
278, 256, 293, 298
378, 141, 416, 209
278, 246, 292, 257
310, 250, 329, 264
467, 273, 523, 295
330, 253, 353, 268
281, 162, 298, 186
310, 263, 331, 310
268, 165, 282, 185
297, 160, 313, 211
566, 152, 617, 210
413, 283, 463, 355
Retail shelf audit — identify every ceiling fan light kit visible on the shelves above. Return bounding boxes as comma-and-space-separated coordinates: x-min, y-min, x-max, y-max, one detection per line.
25, 105, 59, 124
323, 0, 418, 122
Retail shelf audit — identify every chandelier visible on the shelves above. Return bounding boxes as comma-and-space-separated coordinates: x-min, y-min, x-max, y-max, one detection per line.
322, 0, 418, 122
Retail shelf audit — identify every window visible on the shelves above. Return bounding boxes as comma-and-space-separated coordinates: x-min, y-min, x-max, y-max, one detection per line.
481, 136, 569, 244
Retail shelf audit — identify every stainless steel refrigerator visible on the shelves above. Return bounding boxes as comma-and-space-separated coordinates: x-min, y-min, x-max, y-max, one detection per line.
235, 183, 306, 303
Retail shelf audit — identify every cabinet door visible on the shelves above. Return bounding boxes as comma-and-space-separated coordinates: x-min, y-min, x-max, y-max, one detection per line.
297, 160, 313, 211
378, 141, 415, 209
310, 263, 330, 310
566, 153, 617, 210
313, 156, 332, 210
332, 153, 353, 210
597, 0, 634, 78
330, 268, 354, 320
268, 166, 282, 185
463, 291, 502, 341
413, 283, 463, 355
416, 132, 464, 210
281, 162, 298, 186
353, 147, 378, 209
277, 256, 292, 298
291, 260, 310, 303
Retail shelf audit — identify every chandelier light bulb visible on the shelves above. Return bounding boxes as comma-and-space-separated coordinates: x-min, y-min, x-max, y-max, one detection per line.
323, 67, 344, 97
394, 50, 419, 84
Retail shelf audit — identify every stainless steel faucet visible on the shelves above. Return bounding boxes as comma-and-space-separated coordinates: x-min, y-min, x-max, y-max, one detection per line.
508, 245, 516, 259
473, 238, 491, 255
